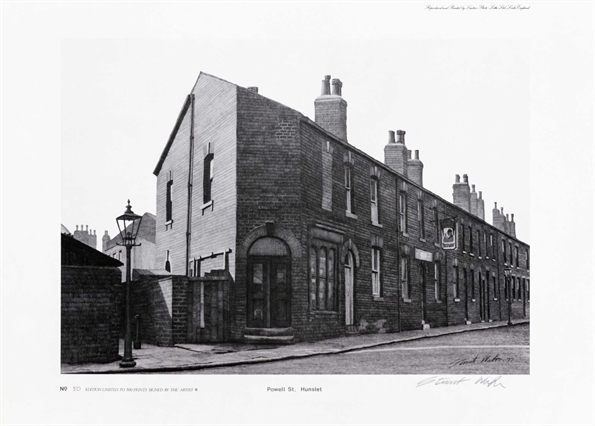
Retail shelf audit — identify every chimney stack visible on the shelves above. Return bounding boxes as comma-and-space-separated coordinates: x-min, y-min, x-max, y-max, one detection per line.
407, 149, 424, 187
102, 230, 111, 252
470, 184, 478, 216
453, 174, 471, 212
315, 75, 348, 142
478, 191, 485, 221
493, 202, 505, 231
384, 129, 408, 177
510, 213, 517, 238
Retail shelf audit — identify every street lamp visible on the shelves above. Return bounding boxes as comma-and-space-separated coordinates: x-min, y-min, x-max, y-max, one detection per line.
504, 267, 512, 326
116, 200, 143, 368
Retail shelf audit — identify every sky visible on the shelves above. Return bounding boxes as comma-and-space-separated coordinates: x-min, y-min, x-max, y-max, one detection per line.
61, 36, 530, 244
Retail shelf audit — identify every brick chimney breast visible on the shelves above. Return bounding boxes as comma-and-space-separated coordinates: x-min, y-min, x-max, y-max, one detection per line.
314, 75, 348, 142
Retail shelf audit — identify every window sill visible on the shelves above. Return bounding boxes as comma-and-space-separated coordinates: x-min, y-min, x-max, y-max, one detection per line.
201, 200, 214, 213
463, 251, 467, 254
469, 253, 475, 257
454, 298, 461, 302
165, 220, 174, 230
434, 242, 441, 248
345, 211, 358, 220
434, 299, 442, 303
310, 310, 339, 315
493, 298, 498, 301
402, 298, 412, 303
372, 222, 383, 228
402, 232, 409, 238
478, 256, 482, 260
373, 296, 384, 302
471, 299, 476, 302
419, 238, 426, 243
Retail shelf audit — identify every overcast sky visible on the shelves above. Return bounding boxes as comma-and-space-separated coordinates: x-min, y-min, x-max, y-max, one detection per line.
62, 35, 530, 243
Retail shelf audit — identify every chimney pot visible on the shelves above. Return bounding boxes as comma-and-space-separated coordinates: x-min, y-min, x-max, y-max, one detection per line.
388, 130, 396, 143
472, 184, 476, 192
463, 174, 469, 184
407, 150, 412, 160
506, 213, 510, 221
331, 78, 343, 96
494, 202, 498, 208
320, 75, 331, 96
455, 174, 461, 183
501, 207, 504, 214
414, 150, 419, 160
396, 130, 406, 144
511, 213, 515, 221
479, 191, 483, 199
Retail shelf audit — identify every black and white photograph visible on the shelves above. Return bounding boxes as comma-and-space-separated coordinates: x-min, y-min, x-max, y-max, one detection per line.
2, 1, 593, 425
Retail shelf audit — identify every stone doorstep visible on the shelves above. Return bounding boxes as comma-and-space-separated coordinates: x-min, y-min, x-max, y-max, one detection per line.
243, 335, 295, 345
243, 327, 294, 337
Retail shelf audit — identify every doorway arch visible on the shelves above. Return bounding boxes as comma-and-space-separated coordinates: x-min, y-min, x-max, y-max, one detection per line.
247, 237, 291, 328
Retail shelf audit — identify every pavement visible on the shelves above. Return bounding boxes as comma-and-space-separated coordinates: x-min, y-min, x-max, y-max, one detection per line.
62, 319, 529, 374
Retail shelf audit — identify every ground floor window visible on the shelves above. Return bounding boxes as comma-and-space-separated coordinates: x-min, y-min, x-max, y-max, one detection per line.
453, 265, 460, 299
309, 242, 337, 311
400, 257, 410, 299
434, 262, 441, 301
372, 247, 381, 296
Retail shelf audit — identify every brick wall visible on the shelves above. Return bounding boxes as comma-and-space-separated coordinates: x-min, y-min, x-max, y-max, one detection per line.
61, 266, 122, 364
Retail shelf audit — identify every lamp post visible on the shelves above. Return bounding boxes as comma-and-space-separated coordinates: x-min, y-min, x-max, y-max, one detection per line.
116, 200, 143, 368
504, 267, 512, 326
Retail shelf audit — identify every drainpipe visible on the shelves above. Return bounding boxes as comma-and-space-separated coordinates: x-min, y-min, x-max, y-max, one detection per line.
185, 94, 195, 276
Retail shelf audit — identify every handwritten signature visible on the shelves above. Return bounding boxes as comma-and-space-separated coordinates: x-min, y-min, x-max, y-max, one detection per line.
417, 376, 506, 388
426, 5, 531, 11
449, 353, 513, 367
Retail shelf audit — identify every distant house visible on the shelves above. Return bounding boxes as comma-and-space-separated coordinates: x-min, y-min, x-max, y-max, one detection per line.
102, 212, 156, 282
61, 233, 123, 364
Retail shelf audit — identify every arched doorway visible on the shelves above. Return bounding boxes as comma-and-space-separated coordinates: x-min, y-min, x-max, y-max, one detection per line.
247, 237, 291, 329
344, 251, 355, 326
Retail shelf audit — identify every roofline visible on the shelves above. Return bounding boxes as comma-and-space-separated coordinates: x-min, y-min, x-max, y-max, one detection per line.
153, 94, 192, 176
300, 117, 530, 247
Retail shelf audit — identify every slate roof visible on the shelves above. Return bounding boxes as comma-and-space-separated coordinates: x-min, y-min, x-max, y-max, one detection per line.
104, 212, 156, 251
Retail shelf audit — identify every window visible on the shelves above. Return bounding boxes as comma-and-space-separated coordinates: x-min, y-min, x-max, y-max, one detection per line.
400, 257, 410, 299
417, 200, 425, 240
345, 166, 354, 214
517, 277, 522, 300
166, 179, 173, 222
434, 262, 441, 300
527, 250, 530, 270
461, 226, 466, 252
454, 265, 460, 299
490, 234, 494, 258
477, 230, 482, 257
118, 250, 122, 261
372, 247, 381, 296
165, 250, 171, 272
502, 240, 507, 263
527, 279, 530, 301
309, 245, 338, 311
463, 268, 468, 299
492, 275, 497, 298
471, 269, 475, 299
434, 208, 440, 242
399, 192, 408, 233
203, 153, 214, 204
515, 246, 519, 267
509, 243, 513, 265
370, 178, 379, 224
469, 226, 474, 254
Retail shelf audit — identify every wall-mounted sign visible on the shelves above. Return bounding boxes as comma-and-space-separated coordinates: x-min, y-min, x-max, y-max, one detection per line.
441, 218, 457, 250
415, 248, 433, 262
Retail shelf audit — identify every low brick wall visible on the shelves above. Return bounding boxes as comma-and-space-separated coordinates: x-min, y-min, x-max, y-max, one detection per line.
130, 276, 189, 347
61, 266, 122, 364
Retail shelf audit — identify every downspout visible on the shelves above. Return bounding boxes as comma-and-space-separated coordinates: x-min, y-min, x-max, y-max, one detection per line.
396, 182, 401, 333
185, 94, 195, 277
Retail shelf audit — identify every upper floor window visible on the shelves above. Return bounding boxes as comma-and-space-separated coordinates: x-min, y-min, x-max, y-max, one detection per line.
433, 208, 440, 242
527, 279, 530, 301
371, 247, 381, 296
417, 200, 425, 240
203, 153, 214, 204
345, 166, 354, 214
399, 192, 408, 233
469, 226, 474, 254
166, 177, 173, 222
477, 230, 482, 257
461, 225, 466, 252
509, 242, 513, 265
526, 250, 530, 270
502, 240, 507, 263
370, 178, 379, 224
490, 234, 494, 258
515, 246, 519, 267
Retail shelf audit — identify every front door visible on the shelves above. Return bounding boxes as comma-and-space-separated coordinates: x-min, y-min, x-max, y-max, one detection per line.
344, 252, 354, 325
420, 264, 427, 323
248, 258, 291, 328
